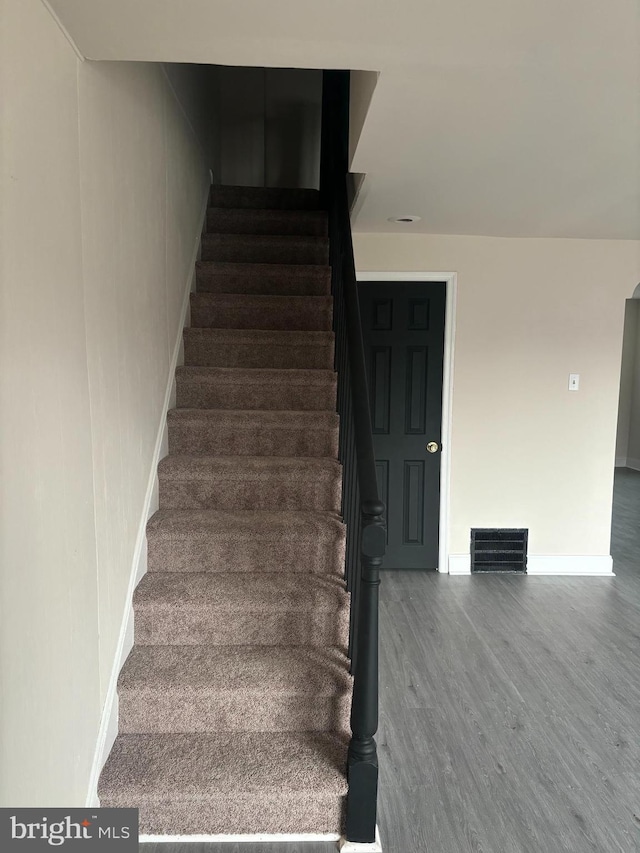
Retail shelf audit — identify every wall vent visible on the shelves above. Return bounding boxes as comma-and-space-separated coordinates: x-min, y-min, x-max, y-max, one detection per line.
470, 528, 528, 573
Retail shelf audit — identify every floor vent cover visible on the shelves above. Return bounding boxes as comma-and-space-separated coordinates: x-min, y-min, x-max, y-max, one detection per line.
471, 528, 528, 573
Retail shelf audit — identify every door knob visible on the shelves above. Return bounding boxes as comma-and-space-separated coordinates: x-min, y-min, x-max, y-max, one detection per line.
426, 441, 439, 453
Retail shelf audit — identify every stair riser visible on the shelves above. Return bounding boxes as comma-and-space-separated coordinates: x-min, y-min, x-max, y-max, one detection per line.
201, 236, 329, 266
206, 210, 328, 237
159, 474, 342, 512
147, 534, 345, 574
101, 795, 345, 836
119, 692, 350, 734
209, 186, 321, 211
190, 299, 333, 332
184, 338, 334, 370
133, 608, 349, 647
168, 422, 339, 457
196, 264, 331, 296
176, 379, 337, 411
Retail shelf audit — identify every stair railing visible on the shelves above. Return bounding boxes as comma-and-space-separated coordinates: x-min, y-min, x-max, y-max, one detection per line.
320, 69, 386, 846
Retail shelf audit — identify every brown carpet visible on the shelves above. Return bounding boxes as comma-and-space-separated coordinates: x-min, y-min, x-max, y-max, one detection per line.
98, 185, 351, 835
175, 366, 337, 411
195, 261, 331, 296
183, 328, 335, 370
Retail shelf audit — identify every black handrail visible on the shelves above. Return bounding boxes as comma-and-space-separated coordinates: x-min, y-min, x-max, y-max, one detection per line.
320, 70, 386, 846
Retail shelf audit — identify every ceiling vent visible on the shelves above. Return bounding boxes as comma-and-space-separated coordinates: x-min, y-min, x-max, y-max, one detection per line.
470, 528, 528, 573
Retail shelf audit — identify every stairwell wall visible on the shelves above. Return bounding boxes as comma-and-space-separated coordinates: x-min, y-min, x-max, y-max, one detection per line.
0, 0, 211, 805
615, 300, 638, 466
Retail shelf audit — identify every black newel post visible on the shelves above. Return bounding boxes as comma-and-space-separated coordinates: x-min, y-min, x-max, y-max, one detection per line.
320, 66, 385, 845
345, 500, 385, 843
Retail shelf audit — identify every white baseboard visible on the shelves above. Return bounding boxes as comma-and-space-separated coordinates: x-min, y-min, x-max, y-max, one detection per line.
141, 833, 341, 844
527, 555, 614, 576
624, 457, 640, 472
615, 456, 628, 468
139, 828, 383, 850
448, 553, 614, 577
85, 176, 210, 808
340, 827, 383, 851
448, 554, 471, 574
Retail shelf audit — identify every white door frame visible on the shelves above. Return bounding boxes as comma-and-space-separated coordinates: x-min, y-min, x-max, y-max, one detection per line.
356, 271, 457, 573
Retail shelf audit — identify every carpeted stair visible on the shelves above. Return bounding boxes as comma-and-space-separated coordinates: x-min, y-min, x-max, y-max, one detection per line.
98, 185, 351, 837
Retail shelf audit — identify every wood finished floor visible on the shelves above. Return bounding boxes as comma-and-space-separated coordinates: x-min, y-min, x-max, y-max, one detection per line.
141, 469, 640, 853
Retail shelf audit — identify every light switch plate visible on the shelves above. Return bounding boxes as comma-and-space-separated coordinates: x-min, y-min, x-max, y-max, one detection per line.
569, 373, 580, 391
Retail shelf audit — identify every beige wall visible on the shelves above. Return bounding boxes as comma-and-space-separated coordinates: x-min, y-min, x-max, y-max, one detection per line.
617, 300, 640, 467
615, 301, 638, 463
163, 62, 213, 158
627, 317, 640, 466
0, 0, 210, 805
349, 70, 378, 166
0, 0, 99, 808
354, 233, 640, 558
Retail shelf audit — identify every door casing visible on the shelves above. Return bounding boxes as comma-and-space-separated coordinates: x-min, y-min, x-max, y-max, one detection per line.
357, 271, 457, 573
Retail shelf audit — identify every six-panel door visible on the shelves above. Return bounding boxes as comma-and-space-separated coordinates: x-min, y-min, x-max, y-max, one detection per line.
358, 281, 446, 569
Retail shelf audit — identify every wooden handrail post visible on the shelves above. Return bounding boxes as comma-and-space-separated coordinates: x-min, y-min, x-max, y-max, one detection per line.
321, 67, 386, 846
345, 500, 385, 843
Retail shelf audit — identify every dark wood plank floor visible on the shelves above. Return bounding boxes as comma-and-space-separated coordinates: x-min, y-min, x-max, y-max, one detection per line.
142, 469, 640, 853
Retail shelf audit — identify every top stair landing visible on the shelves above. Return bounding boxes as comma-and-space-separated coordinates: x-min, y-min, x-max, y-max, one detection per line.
210, 184, 321, 211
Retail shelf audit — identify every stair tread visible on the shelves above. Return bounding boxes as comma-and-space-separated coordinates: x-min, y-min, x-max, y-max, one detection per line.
159, 454, 341, 479
204, 233, 328, 245
146, 509, 346, 575
191, 292, 332, 307
176, 366, 337, 411
147, 508, 344, 539
206, 209, 328, 238
209, 185, 322, 211
119, 645, 350, 694
207, 207, 326, 219
167, 408, 338, 428
176, 365, 336, 384
196, 260, 331, 276
200, 233, 329, 266
183, 330, 334, 369
134, 572, 348, 612
99, 731, 347, 799
189, 292, 333, 332
184, 327, 333, 343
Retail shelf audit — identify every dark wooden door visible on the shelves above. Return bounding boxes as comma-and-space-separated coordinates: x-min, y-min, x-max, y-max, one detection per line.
359, 281, 446, 569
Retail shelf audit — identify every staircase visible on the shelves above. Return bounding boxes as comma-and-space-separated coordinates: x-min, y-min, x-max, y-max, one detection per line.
98, 185, 353, 837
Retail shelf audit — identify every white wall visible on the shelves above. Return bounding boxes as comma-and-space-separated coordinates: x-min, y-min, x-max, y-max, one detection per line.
353, 233, 640, 559
0, 0, 210, 805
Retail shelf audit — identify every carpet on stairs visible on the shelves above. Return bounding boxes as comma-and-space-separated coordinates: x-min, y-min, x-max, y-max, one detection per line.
98, 184, 351, 837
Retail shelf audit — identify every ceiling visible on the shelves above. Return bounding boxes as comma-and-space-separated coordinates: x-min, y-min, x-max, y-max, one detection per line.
48, 0, 640, 239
